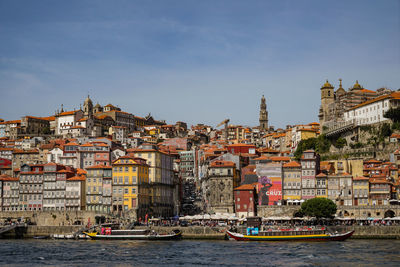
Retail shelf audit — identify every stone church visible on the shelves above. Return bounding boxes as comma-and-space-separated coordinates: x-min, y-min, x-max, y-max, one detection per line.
318, 79, 391, 127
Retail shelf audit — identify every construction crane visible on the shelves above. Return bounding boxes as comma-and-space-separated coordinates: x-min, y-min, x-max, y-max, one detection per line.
216, 119, 230, 141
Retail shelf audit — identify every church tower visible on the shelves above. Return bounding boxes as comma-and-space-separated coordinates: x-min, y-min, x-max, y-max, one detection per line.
259, 95, 268, 130
83, 95, 93, 118
318, 80, 334, 125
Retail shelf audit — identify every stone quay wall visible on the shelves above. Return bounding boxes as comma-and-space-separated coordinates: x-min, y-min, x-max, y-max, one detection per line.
3, 225, 400, 239
258, 205, 400, 218
0, 211, 107, 226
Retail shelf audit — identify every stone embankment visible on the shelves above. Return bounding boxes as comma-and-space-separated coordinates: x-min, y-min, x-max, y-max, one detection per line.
330, 225, 400, 239
2, 225, 400, 239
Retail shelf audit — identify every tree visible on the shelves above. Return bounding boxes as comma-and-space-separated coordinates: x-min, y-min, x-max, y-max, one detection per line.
335, 137, 347, 149
380, 123, 392, 137
300, 198, 337, 219
294, 138, 317, 160
384, 107, 400, 123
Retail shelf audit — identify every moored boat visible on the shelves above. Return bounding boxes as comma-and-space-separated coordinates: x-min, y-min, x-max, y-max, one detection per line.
84, 229, 182, 240
226, 228, 354, 241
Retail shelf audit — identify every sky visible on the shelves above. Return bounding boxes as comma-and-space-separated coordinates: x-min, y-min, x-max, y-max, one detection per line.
0, 0, 399, 128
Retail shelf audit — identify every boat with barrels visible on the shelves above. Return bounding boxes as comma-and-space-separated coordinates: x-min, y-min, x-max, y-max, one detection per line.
226, 227, 354, 241
84, 228, 182, 240
227, 216, 353, 241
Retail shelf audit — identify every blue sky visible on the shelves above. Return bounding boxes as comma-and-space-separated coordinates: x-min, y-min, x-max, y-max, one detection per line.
0, 0, 399, 128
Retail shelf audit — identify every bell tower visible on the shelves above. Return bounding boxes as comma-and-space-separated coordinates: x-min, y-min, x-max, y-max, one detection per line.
83, 95, 93, 118
259, 95, 268, 130
319, 80, 334, 125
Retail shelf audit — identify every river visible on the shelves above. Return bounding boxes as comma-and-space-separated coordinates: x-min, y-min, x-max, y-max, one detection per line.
0, 239, 400, 266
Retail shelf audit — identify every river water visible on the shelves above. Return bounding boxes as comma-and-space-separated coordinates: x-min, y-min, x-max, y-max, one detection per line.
0, 239, 400, 266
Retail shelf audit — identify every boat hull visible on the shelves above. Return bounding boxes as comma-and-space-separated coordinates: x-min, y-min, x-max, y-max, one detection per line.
226, 230, 354, 241
85, 231, 182, 241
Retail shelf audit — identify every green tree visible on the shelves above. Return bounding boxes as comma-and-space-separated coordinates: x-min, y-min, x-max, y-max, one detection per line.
315, 134, 331, 153
294, 138, 316, 160
384, 107, 400, 123
380, 123, 392, 137
300, 198, 337, 219
335, 137, 347, 149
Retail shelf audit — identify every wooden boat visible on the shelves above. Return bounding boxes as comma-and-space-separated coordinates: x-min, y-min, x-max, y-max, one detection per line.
226, 228, 354, 241
84, 229, 182, 240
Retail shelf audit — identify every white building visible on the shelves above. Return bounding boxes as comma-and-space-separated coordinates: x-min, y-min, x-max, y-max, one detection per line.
47, 147, 63, 164
344, 92, 400, 126
56, 110, 84, 136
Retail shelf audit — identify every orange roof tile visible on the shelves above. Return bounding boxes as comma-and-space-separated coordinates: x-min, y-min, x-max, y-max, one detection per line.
234, 183, 258, 190
68, 175, 86, 181
210, 160, 235, 168
58, 110, 79, 116
270, 156, 290, 162
350, 92, 400, 111
283, 161, 301, 168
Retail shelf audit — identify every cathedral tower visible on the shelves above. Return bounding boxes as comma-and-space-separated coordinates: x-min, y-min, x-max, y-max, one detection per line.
259, 95, 268, 130
83, 95, 93, 118
318, 80, 335, 125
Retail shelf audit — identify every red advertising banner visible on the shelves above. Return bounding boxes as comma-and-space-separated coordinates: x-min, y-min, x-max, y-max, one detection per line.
256, 163, 282, 205
257, 176, 282, 205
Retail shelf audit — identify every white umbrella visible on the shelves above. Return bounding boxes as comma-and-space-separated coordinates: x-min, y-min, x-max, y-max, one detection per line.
211, 214, 219, 220
193, 215, 202, 220
203, 214, 211, 220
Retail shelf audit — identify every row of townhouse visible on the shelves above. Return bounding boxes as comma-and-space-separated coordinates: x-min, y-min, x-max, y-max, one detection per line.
201, 149, 400, 217
0, 146, 177, 219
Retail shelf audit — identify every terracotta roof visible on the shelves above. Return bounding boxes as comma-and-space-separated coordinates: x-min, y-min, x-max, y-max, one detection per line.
253, 155, 270, 161
80, 143, 94, 147
0, 120, 21, 125
364, 159, 381, 164
283, 161, 301, 168
210, 160, 235, 168
65, 142, 79, 146
227, 144, 255, 147
77, 168, 87, 175
68, 175, 85, 181
270, 156, 290, 162
58, 110, 79, 116
350, 92, 400, 111
0, 174, 19, 181
316, 173, 327, 177
234, 183, 258, 191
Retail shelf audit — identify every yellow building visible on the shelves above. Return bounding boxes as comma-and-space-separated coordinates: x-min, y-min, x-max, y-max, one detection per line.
127, 144, 174, 217
282, 161, 302, 204
112, 155, 150, 218
316, 173, 328, 198
329, 159, 364, 177
353, 176, 369, 206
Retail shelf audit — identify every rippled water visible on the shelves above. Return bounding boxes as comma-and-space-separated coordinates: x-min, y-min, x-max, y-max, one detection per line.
0, 239, 400, 266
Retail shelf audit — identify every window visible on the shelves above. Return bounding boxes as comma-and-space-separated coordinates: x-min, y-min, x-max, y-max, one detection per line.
124, 188, 128, 194
131, 188, 136, 194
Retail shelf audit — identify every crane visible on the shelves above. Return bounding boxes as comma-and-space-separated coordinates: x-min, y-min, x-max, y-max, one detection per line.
216, 119, 230, 141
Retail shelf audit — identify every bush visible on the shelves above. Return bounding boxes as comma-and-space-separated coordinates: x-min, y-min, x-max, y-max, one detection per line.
384, 107, 400, 123
392, 122, 400, 130
380, 123, 392, 137
335, 137, 347, 149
